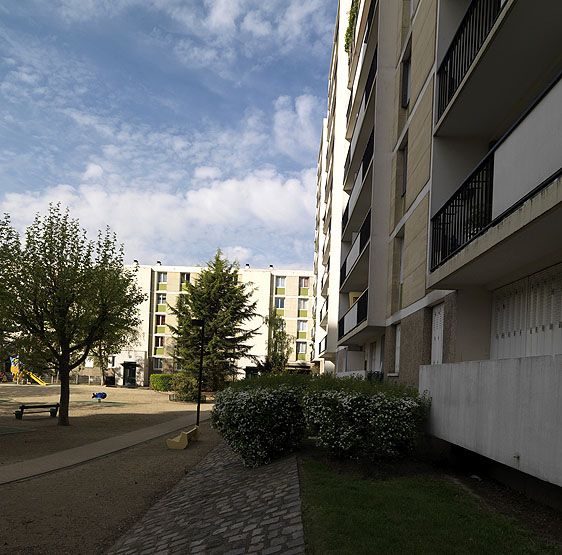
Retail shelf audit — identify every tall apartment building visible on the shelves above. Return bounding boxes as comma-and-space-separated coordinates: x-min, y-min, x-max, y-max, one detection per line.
315, 0, 562, 491
89, 264, 314, 386
312, 0, 351, 375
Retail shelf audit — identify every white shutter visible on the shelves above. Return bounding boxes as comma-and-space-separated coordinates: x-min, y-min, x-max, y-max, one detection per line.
431, 303, 444, 364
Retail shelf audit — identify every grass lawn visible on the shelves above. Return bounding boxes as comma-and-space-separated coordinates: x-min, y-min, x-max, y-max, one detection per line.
300, 458, 559, 554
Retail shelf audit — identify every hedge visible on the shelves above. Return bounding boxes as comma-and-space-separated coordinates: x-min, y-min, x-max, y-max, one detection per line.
212, 386, 305, 467
213, 375, 430, 466
149, 373, 174, 392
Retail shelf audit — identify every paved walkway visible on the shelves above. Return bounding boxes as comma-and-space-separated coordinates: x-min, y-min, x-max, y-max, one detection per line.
109, 443, 306, 555
0, 413, 210, 485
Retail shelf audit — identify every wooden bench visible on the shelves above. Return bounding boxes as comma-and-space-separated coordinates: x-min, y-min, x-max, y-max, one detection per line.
14, 403, 60, 420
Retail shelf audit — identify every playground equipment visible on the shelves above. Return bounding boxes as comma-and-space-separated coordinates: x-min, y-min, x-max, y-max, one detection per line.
92, 392, 107, 403
9, 357, 48, 386
166, 426, 199, 450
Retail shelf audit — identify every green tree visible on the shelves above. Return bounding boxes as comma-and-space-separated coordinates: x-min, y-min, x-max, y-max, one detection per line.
262, 311, 293, 373
0, 205, 145, 425
170, 250, 258, 390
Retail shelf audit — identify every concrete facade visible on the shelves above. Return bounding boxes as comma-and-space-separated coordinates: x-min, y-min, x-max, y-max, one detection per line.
314, 0, 562, 487
87, 264, 314, 385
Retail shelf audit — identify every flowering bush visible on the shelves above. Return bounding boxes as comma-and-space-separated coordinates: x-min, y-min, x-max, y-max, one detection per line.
304, 390, 430, 459
212, 386, 305, 467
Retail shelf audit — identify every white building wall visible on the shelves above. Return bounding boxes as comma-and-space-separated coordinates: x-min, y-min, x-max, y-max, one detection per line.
420, 356, 562, 488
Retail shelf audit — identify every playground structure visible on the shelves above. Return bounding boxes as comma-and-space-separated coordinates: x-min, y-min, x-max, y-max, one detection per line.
9, 357, 48, 386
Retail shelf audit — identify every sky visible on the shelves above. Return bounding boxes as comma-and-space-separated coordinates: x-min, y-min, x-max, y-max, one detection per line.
0, 0, 336, 269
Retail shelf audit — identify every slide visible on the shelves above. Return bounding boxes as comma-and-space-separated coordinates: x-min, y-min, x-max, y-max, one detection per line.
28, 372, 47, 386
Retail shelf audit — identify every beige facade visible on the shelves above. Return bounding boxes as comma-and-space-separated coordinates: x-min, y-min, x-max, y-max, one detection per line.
315, 0, 562, 487
107, 265, 314, 385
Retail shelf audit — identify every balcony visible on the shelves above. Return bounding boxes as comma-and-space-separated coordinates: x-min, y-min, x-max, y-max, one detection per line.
430, 73, 562, 278
340, 211, 371, 292
436, 0, 504, 120
435, 0, 562, 138
318, 336, 327, 356
344, 132, 373, 192
320, 300, 328, 329
342, 158, 373, 242
321, 270, 329, 297
338, 289, 368, 340
322, 231, 331, 266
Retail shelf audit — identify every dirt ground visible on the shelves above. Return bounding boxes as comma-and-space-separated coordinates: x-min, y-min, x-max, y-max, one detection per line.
0, 420, 221, 555
0, 384, 213, 465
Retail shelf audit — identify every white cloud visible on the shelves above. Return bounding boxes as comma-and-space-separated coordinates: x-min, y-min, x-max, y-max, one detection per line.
273, 94, 324, 163
194, 166, 222, 180
82, 163, 103, 180
0, 167, 315, 267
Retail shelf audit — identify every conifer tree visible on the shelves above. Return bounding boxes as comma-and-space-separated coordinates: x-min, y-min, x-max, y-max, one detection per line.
170, 250, 258, 390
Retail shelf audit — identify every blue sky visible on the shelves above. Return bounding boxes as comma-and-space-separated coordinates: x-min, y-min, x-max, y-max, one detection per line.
0, 0, 336, 268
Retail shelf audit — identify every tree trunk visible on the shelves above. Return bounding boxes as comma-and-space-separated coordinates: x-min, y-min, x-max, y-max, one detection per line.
58, 356, 71, 426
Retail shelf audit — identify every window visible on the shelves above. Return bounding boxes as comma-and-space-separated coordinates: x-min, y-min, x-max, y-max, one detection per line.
298, 299, 308, 310
401, 41, 411, 109
157, 272, 167, 283
296, 342, 307, 354
275, 297, 285, 309
297, 320, 308, 332
156, 315, 166, 326
153, 358, 163, 371
180, 272, 190, 285
299, 276, 309, 288
157, 293, 166, 305
275, 276, 286, 288
155, 336, 164, 347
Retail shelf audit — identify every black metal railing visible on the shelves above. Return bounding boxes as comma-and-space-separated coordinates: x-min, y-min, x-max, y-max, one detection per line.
342, 203, 349, 229
340, 210, 371, 285
338, 289, 368, 339
340, 260, 347, 289
437, 0, 503, 119
365, 48, 378, 103
319, 336, 327, 354
430, 155, 494, 270
357, 289, 368, 324
359, 210, 371, 251
362, 133, 374, 176
344, 150, 350, 178
346, 94, 353, 124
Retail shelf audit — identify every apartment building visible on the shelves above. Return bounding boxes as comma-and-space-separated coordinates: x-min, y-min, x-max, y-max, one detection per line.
315, 0, 562, 491
312, 0, 351, 375
88, 264, 314, 386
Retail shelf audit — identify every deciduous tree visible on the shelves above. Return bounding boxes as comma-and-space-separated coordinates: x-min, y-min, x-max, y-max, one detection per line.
0, 205, 145, 425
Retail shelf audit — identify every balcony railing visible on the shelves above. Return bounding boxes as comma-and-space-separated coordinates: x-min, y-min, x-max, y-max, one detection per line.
437, 0, 503, 119
342, 203, 349, 229
430, 155, 493, 270
338, 289, 368, 339
341, 210, 371, 284
319, 336, 327, 355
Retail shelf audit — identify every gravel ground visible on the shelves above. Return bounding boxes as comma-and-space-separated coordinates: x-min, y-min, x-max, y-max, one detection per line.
0, 419, 221, 555
0, 384, 212, 465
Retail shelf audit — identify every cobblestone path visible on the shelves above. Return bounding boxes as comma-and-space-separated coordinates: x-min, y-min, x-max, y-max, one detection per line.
108, 443, 305, 555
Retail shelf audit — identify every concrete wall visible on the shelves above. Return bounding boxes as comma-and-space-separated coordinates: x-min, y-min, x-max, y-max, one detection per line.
420, 355, 562, 487
492, 77, 562, 218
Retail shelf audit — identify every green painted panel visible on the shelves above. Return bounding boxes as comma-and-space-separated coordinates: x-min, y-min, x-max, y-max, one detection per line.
298, 331, 307, 339
298, 310, 308, 317
157, 304, 167, 312
297, 353, 307, 361
299, 288, 309, 296
156, 325, 166, 334
157, 282, 167, 291
275, 287, 285, 295
276, 308, 285, 316
155, 347, 165, 355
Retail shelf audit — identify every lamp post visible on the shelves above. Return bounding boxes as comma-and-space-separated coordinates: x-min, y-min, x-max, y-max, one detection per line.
191, 318, 205, 427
